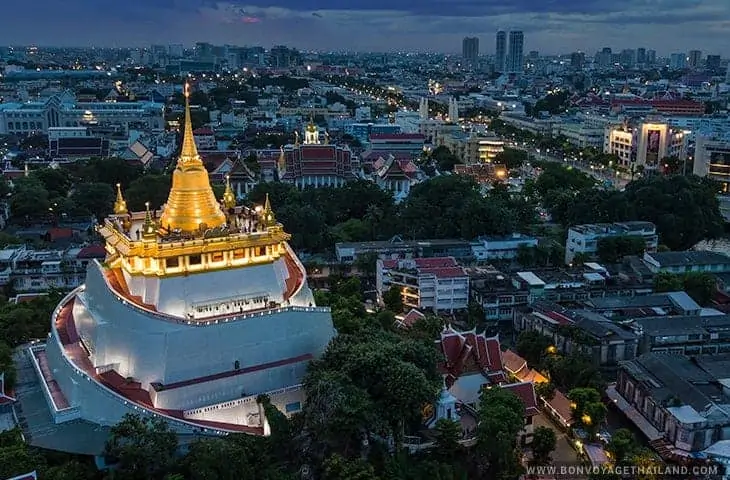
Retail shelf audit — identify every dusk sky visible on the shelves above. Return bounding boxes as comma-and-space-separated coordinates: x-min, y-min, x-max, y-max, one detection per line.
1, 0, 729, 55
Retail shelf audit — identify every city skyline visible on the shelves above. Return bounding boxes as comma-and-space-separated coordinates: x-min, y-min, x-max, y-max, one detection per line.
0, 0, 729, 55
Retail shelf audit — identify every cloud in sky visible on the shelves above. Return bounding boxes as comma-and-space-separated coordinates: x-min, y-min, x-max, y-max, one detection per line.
0, 0, 728, 55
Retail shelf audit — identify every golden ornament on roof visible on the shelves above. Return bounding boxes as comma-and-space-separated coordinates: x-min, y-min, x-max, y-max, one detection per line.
114, 183, 128, 215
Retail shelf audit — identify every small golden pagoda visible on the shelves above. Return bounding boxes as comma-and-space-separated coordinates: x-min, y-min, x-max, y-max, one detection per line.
159, 83, 226, 233
114, 183, 128, 215
222, 175, 236, 210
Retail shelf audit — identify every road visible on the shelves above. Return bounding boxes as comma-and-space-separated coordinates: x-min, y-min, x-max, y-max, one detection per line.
511, 145, 630, 190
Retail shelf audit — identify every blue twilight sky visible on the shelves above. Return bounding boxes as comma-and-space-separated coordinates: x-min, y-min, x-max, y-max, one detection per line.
0, 0, 728, 55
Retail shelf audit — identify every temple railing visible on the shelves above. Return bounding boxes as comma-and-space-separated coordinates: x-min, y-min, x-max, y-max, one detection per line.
95, 260, 329, 327
183, 384, 303, 418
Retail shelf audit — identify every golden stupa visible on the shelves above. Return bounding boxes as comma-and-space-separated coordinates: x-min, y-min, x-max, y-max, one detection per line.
114, 183, 128, 215
159, 83, 226, 233
222, 175, 236, 210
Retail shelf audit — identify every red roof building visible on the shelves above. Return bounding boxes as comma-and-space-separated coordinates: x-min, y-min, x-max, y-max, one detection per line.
502, 381, 540, 416
280, 144, 357, 189
437, 326, 506, 385
377, 257, 469, 312
373, 154, 419, 201
432, 326, 540, 442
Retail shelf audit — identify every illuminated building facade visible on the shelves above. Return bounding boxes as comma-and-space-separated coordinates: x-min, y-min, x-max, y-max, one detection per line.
0, 93, 164, 135
21, 86, 334, 453
604, 122, 686, 169
280, 119, 357, 188
694, 133, 730, 192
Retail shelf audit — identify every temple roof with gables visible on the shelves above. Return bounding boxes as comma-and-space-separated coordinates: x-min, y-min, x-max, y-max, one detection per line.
436, 325, 506, 386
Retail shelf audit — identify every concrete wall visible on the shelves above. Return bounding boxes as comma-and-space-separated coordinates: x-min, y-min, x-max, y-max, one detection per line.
79, 263, 335, 388
183, 385, 305, 426
151, 360, 309, 410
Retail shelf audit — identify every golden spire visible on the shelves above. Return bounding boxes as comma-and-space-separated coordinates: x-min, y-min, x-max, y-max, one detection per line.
159, 83, 226, 233
261, 193, 276, 227
142, 202, 157, 240
223, 174, 236, 210
114, 183, 128, 215
180, 82, 199, 161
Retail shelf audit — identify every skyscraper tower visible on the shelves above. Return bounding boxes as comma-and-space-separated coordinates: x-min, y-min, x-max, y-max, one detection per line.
507, 31, 524, 73
462, 37, 479, 62
448, 97, 459, 123
419, 97, 429, 120
495, 31, 507, 73
688, 50, 702, 69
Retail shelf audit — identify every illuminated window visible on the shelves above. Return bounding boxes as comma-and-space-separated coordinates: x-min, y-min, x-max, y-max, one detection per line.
211, 252, 224, 262
232, 249, 245, 259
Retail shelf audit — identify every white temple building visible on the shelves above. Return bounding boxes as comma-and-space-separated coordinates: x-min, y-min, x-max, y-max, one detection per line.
14, 86, 335, 454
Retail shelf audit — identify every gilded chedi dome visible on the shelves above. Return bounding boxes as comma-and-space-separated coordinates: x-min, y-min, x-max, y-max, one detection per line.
159, 83, 226, 233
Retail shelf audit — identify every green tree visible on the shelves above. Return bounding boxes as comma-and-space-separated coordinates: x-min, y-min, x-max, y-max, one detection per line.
494, 148, 528, 171
535, 382, 556, 401
434, 418, 464, 460
568, 387, 606, 439
476, 387, 525, 479
596, 236, 647, 264
530, 426, 556, 465
70, 182, 115, 219
515, 331, 553, 368
548, 354, 604, 392
31, 168, 72, 198
681, 272, 717, 306
125, 174, 172, 212
430, 146, 461, 172
382, 287, 403, 313
104, 414, 178, 480
607, 428, 639, 465
303, 329, 441, 457
654, 271, 717, 306
323, 454, 381, 480
624, 175, 724, 250
10, 176, 50, 221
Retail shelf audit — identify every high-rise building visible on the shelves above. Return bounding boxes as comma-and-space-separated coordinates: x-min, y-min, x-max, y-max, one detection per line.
596, 47, 612, 68
448, 97, 459, 122
620, 49, 636, 68
694, 133, 730, 192
462, 37, 479, 62
706, 55, 721, 70
636, 48, 647, 65
269, 45, 301, 68
16, 85, 336, 454
646, 50, 657, 65
670, 53, 687, 70
495, 31, 507, 73
570, 52, 585, 70
419, 97, 429, 120
688, 50, 702, 68
507, 31, 524, 73
726, 63, 730, 83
